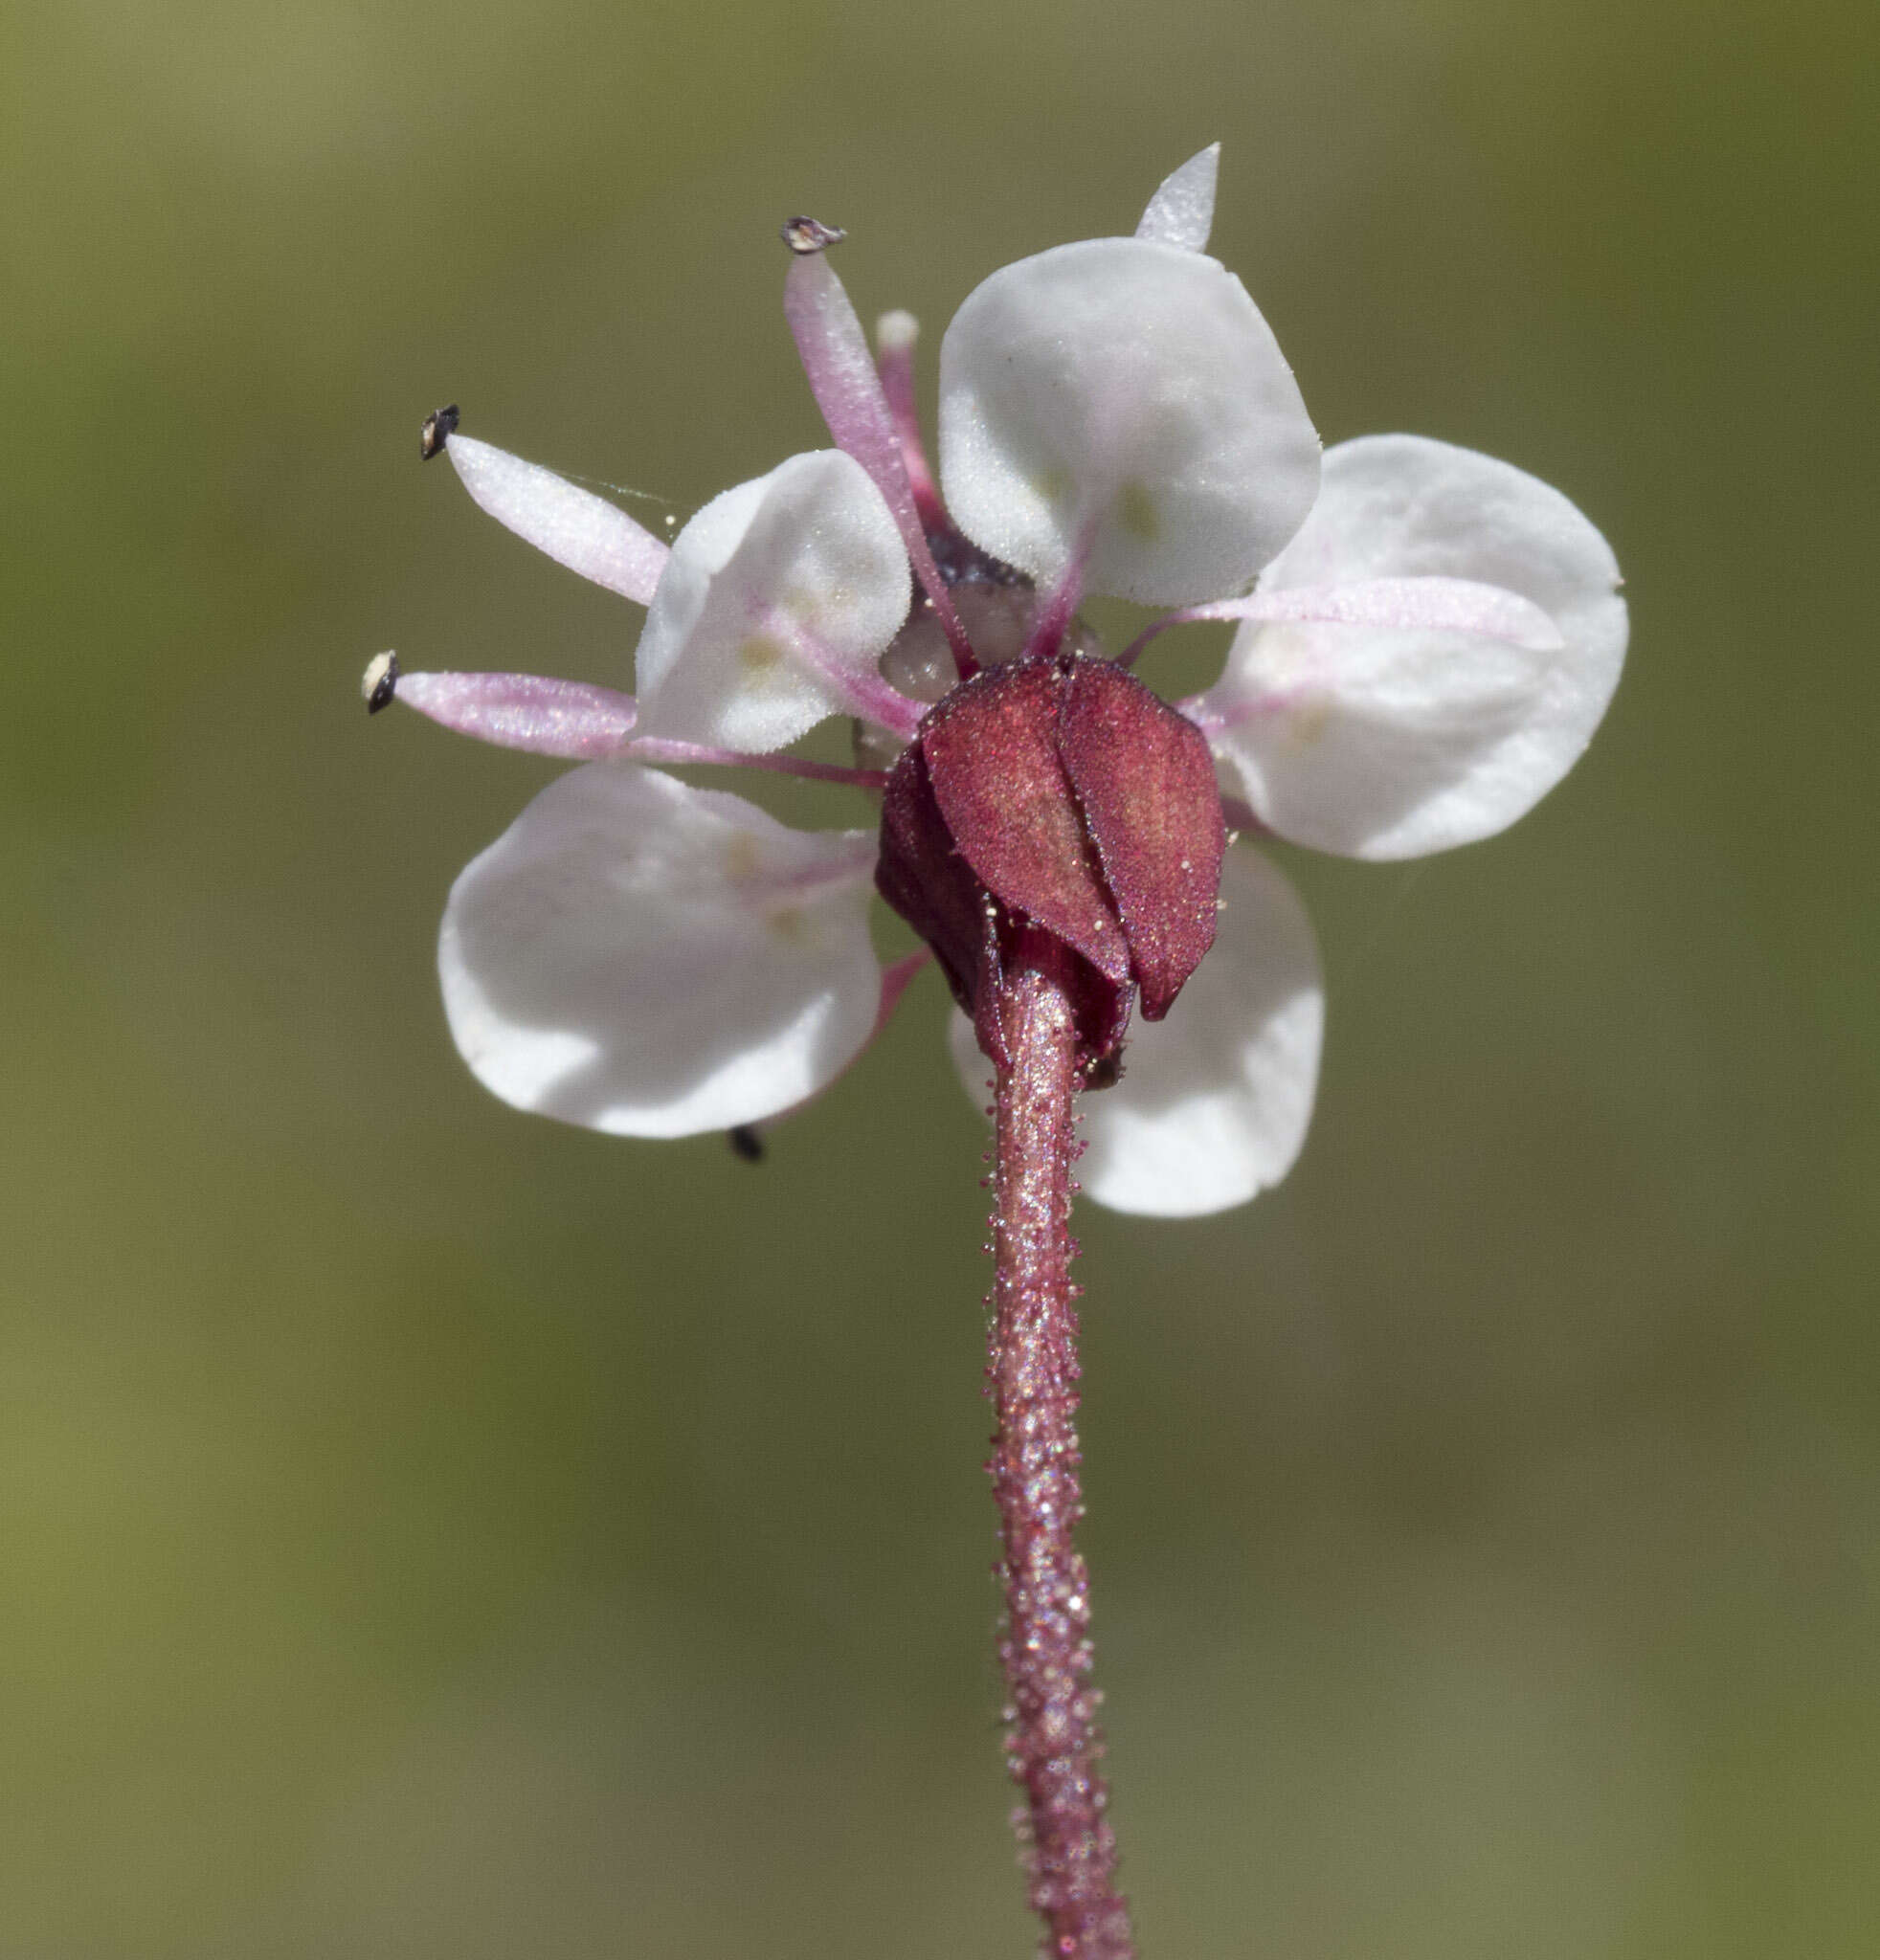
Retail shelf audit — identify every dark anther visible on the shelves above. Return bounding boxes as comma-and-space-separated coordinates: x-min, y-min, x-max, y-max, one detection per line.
780, 215, 846, 256
364, 650, 400, 715
419, 403, 459, 461
727, 1125, 767, 1162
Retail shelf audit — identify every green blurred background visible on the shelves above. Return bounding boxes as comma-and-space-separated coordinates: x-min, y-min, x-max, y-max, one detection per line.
5, 1, 1876, 1953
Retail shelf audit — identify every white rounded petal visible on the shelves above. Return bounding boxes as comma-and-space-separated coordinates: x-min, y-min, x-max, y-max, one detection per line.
947, 847, 1323, 1217
1209, 434, 1627, 858
439, 763, 883, 1138
937, 238, 1320, 606
633, 451, 911, 751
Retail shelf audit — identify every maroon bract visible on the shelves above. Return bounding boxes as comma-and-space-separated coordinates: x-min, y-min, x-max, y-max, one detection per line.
1057, 656, 1225, 1019
877, 649, 1222, 1074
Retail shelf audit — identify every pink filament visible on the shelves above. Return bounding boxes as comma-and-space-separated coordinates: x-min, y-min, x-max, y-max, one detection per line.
783, 255, 975, 676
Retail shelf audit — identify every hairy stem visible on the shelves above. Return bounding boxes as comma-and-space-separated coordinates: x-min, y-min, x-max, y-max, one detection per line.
988, 956, 1134, 1960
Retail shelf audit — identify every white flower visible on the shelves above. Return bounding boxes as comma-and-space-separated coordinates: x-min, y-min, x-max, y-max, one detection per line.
374, 145, 1625, 1217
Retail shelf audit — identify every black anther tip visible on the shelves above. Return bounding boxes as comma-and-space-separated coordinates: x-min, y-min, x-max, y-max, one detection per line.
365, 650, 400, 714
780, 216, 846, 256
419, 403, 459, 461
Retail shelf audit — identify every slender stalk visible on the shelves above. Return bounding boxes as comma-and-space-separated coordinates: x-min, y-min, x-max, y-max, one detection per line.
988, 955, 1134, 1960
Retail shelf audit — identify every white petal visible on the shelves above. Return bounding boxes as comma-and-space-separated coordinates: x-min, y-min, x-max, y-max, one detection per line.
1134, 143, 1220, 252
937, 238, 1320, 607
632, 451, 914, 751
439, 764, 883, 1138
1206, 434, 1627, 858
446, 434, 669, 604
948, 847, 1323, 1217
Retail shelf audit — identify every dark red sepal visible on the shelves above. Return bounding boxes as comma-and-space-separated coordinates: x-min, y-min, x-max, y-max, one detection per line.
1058, 656, 1224, 1019
875, 649, 1224, 1070
921, 658, 1132, 987
875, 738, 1129, 1072
876, 741, 1006, 1056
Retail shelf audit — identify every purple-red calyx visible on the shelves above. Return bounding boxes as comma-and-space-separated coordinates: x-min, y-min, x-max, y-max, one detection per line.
877, 648, 1225, 1077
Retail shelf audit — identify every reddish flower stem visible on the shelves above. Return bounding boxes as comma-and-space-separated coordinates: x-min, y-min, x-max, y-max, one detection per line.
987, 952, 1134, 1960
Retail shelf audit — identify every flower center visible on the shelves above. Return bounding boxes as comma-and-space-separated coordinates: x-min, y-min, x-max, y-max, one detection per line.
854, 579, 1103, 770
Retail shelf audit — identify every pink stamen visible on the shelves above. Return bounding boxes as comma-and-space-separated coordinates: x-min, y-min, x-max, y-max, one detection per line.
1019, 523, 1095, 663
1177, 688, 1303, 733
753, 605, 927, 741
387, 667, 891, 789
444, 434, 670, 605
625, 737, 888, 791
874, 312, 949, 533
783, 255, 976, 677
1115, 621, 1171, 671
875, 947, 930, 1031
392, 669, 639, 758
1121, 575, 1565, 669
